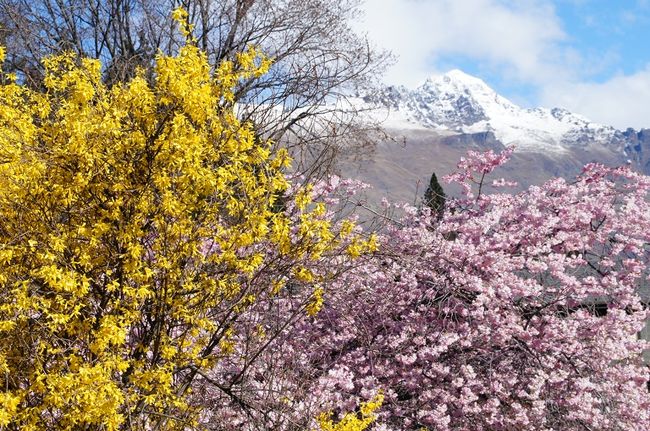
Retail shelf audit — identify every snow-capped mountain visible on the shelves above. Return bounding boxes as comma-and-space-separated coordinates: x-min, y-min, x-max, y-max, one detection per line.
333, 70, 650, 204
364, 69, 628, 155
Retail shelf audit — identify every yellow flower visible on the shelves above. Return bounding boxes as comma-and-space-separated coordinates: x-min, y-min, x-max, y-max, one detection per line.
316, 393, 384, 431
306, 286, 324, 316
0, 9, 352, 427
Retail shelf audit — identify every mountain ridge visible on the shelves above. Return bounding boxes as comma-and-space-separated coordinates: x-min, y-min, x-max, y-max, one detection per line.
333, 70, 650, 206
362, 69, 647, 162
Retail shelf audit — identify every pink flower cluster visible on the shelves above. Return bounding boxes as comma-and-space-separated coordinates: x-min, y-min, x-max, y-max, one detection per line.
196, 149, 650, 430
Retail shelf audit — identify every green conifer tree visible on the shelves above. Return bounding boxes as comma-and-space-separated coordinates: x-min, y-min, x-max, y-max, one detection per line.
424, 171, 446, 219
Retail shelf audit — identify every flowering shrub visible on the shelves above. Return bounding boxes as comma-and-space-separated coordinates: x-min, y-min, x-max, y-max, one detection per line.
302, 149, 650, 430
199, 148, 650, 430
0, 12, 372, 430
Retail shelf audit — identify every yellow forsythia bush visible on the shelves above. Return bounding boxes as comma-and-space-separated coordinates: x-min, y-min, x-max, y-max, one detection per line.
0, 10, 353, 431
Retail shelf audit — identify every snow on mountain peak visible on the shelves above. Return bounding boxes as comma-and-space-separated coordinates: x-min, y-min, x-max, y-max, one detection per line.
366, 69, 618, 154
427, 69, 494, 93
444, 68, 474, 78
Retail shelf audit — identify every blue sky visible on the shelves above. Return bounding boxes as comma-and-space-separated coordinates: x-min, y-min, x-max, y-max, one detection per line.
358, 0, 650, 129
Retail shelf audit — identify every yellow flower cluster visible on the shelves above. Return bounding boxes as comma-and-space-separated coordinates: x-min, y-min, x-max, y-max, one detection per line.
316, 393, 384, 431
0, 9, 368, 430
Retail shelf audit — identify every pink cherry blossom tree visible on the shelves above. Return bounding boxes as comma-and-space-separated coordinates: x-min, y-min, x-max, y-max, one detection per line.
195, 148, 650, 431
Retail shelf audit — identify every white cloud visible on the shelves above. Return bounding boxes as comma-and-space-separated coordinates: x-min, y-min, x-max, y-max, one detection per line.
541, 67, 650, 129
357, 0, 569, 87
356, 0, 650, 129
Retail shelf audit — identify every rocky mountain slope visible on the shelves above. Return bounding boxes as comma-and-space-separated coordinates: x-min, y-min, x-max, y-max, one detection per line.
339, 71, 650, 205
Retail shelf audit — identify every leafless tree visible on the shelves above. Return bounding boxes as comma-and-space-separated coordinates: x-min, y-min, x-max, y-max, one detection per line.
0, 0, 392, 178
